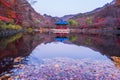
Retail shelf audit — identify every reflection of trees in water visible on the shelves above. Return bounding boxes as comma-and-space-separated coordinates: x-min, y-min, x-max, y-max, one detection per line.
1, 33, 120, 58
0, 33, 23, 75
69, 34, 120, 68
69, 35, 77, 41
0, 33, 23, 49
0, 33, 29, 75
70, 34, 120, 57
0, 33, 55, 75
0, 32, 120, 75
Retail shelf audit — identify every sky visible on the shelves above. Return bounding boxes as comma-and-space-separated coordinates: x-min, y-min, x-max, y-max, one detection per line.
31, 0, 113, 17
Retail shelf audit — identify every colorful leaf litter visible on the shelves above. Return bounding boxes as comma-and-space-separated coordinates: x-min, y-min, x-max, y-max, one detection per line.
1, 58, 120, 80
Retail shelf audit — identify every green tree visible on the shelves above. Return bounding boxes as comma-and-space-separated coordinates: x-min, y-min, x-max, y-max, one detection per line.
68, 19, 78, 26
86, 17, 93, 25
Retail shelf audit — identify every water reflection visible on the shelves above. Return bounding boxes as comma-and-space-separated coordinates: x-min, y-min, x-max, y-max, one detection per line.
0, 33, 23, 49
0, 32, 120, 79
30, 42, 108, 60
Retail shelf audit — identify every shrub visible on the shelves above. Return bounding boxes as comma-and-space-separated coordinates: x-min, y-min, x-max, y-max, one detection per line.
0, 21, 22, 30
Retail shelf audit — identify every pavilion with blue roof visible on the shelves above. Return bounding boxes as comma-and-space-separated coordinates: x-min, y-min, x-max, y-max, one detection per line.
55, 20, 69, 25
55, 20, 69, 29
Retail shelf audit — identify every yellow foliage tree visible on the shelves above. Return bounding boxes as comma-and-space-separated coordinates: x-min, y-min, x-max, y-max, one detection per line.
0, 21, 22, 30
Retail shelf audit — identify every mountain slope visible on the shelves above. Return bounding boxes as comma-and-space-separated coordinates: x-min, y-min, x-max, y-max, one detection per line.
0, 0, 46, 28
15, 0, 46, 28
70, 2, 120, 29
61, 14, 75, 21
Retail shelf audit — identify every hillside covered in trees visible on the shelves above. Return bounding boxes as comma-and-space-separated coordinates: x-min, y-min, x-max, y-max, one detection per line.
69, 0, 120, 30
0, 0, 47, 29
0, 0, 120, 31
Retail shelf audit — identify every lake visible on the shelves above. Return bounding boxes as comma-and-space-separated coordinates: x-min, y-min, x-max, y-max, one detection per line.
0, 32, 120, 80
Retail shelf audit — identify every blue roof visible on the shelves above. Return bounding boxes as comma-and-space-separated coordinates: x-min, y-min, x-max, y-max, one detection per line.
55, 20, 69, 25
54, 37, 68, 42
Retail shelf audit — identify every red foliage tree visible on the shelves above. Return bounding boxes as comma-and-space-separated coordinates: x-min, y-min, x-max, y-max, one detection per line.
0, 0, 21, 24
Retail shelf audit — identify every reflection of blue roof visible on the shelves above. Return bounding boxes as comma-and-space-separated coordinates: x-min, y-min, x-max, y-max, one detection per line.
55, 20, 69, 25
54, 37, 68, 42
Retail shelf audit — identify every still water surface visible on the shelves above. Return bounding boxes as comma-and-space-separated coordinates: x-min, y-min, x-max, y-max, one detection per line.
31, 42, 108, 60
0, 33, 120, 79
